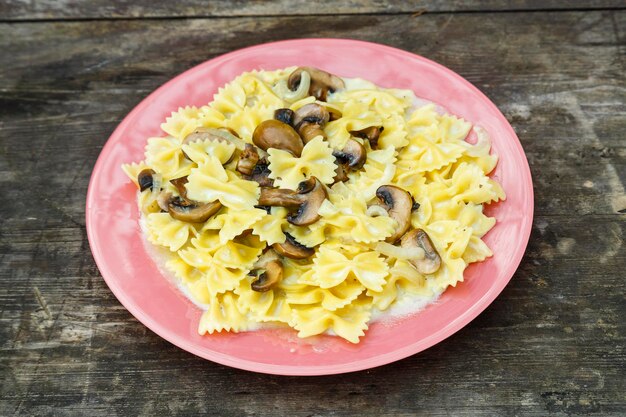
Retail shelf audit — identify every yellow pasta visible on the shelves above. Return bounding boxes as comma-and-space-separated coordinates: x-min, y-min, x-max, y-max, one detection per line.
123, 67, 506, 343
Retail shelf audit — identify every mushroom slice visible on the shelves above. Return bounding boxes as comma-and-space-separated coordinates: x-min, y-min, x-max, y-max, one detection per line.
236, 144, 260, 176
249, 158, 274, 187
274, 108, 295, 125
167, 197, 222, 223
257, 177, 328, 226
288, 67, 345, 101
252, 119, 304, 157
137, 168, 157, 192
333, 138, 367, 170
273, 233, 315, 259
251, 260, 283, 292
292, 103, 330, 143
333, 163, 349, 184
170, 176, 189, 199
375, 185, 413, 243
350, 126, 384, 149
400, 229, 441, 275
287, 178, 328, 226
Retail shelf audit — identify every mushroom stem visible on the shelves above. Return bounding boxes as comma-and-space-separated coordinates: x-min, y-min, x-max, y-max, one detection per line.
258, 188, 303, 208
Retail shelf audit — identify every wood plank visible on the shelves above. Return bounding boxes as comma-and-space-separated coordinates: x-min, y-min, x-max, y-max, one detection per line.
1, 10, 625, 417
0, 0, 625, 21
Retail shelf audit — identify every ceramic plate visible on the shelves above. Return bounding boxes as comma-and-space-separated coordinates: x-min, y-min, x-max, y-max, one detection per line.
86, 39, 533, 375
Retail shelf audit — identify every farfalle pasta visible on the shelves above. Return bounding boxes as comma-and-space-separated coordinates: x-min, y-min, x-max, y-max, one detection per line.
123, 66, 505, 343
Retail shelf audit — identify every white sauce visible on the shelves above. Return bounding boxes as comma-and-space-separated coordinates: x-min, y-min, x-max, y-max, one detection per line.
137, 76, 467, 340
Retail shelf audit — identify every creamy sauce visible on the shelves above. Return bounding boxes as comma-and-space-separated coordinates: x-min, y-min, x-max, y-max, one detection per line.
137, 78, 464, 340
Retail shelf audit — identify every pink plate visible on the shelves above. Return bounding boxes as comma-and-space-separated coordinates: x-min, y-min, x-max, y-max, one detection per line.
86, 39, 533, 375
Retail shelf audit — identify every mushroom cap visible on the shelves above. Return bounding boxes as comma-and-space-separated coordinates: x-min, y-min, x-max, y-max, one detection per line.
292, 103, 330, 129
251, 259, 283, 292
333, 138, 367, 170
252, 119, 304, 157
236, 144, 260, 176
274, 108, 295, 125
167, 197, 223, 223
288, 67, 345, 101
400, 228, 442, 275
350, 126, 384, 149
273, 233, 315, 259
287, 177, 328, 226
376, 185, 413, 243
137, 168, 157, 192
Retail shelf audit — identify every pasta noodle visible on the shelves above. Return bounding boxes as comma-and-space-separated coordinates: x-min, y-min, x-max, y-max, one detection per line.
123, 66, 506, 343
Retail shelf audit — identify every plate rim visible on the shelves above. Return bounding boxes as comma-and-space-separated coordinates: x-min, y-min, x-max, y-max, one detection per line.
86, 38, 534, 376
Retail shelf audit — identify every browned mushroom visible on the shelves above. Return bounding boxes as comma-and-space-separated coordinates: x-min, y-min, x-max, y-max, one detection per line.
333, 138, 367, 170
376, 185, 413, 243
250, 250, 283, 292
350, 126, 384, 149
273, 233, 315, 259
248, 158, 274, 187
252, 119, 304, 157
170, 176, 189, 199
258, 177, 328, 226
166, 196, 222, 223
333, 163, 349, 183
375, 185, 413, 243
251, 260, 283, 292
274, 108, 295, 125
288, 67, 345, 101
292, 103, 330, 143
137, 168, 157, 192
400, 228, 441, 275
236, 144, 260, 176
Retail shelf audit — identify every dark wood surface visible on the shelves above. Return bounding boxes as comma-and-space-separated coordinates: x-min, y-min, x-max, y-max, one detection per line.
1, 2, 625, 416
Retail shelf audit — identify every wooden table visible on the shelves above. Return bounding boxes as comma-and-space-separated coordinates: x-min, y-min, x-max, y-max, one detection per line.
1, 1, 624, 415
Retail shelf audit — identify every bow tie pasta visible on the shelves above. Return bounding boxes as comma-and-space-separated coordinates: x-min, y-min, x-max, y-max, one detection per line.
122, 66, 505, 344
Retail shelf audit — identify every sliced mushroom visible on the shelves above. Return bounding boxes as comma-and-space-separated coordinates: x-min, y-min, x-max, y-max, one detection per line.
251, 259, 283, 292
273, 233, 315, 259
252, 119, 304, 157
167, 196, 222, 223
350, 126, 384, 149
375, 185, 413, 243
288, 67, 345, 101
169, 176, 189, 199
400, 228, 441, 275
236, 144, 260, 176
333, 138, 367, 170
249, 158, 274, 187
137, 168, 157, 192
258, 177, 328, 226
292, 103, 330, 143
333, 163, 349, 183
274, 108, 295, 125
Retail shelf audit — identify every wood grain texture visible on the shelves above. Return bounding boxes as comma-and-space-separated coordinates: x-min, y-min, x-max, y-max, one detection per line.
1, 0, 625, 20
1, 7, 625, 417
